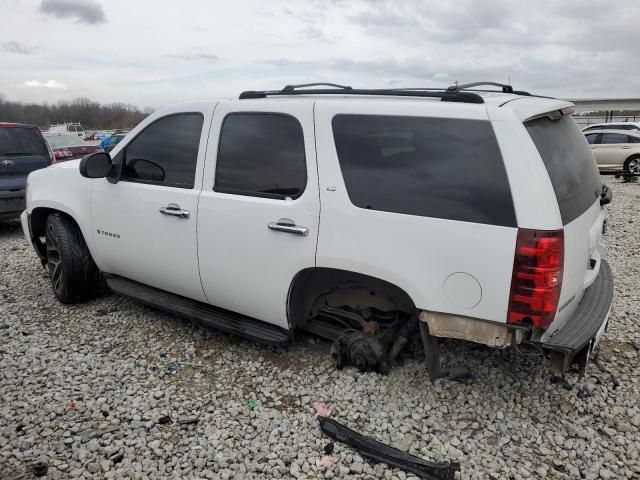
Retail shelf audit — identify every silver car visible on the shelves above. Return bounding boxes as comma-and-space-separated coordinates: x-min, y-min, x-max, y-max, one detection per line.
584, 129, 640, 174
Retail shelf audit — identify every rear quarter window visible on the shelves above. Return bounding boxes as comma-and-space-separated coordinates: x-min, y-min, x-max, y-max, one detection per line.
525, 115, 601, 225
331, 114, 517, 227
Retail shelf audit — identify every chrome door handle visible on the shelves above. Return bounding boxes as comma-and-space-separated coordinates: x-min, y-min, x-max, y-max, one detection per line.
268, 221, 308, 236
159, 203, 190, 219
622, 146, 631, 149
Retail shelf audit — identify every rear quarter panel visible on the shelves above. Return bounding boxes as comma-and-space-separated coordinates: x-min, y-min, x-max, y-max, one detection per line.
314, 100, 518, 323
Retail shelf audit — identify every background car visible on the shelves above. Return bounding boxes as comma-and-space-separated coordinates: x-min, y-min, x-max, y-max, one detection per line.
584, 129, 640, 174
100, 132, 128, 153
0, 122, 52, 220
582, 121, 640, 132
44, 133, 102, 163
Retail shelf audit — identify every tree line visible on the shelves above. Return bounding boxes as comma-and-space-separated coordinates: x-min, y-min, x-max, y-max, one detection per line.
0, 95, 151, 130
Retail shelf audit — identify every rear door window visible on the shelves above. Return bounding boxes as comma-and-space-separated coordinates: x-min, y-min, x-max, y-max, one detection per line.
525, 115, 601, 225
331, 114, 516, 227
600, 133, 628, 144
214, 113, 307, 199
0, 127, 47, 157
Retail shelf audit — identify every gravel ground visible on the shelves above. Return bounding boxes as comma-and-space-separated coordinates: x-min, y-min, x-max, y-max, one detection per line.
0, 176, 638, 480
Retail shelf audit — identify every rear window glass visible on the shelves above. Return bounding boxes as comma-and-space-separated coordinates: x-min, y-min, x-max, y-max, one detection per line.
332, 115, 516, 227
0, 127, 47, 157
526, 115, 601, 225
45, 135, 86, 148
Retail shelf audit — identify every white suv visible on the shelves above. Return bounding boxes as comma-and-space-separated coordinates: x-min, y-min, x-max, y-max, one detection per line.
21, 82, 613, 379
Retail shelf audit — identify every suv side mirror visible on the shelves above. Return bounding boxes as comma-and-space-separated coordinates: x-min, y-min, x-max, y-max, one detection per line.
79, 152, 112, 178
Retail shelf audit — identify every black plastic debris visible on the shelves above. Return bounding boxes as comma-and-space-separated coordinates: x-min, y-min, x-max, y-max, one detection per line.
31, 461, 48, 477
158, 415, 172, 425
324, 442, 334, 454
167, 361, 182, 375
318, 416, 460, 480
110, 452, 124, 464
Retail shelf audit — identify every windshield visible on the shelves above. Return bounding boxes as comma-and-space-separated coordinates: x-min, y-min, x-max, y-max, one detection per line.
0, 126, 48, 156
45, 135, 87, 148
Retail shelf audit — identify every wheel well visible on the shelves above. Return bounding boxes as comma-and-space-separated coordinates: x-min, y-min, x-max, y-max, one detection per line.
624, 154, 640, 167
30, 208, 83, 263
287, 267, 416, 329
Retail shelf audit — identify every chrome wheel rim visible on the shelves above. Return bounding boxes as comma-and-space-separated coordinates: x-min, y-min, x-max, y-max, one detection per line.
629, 158, 640, 175
46, 224, 63, 294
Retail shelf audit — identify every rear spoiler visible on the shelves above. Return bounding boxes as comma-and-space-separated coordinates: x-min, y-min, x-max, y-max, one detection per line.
523, 106, 576, 123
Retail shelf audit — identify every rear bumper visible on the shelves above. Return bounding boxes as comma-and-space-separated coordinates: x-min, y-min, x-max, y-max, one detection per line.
0, 189, 26, 220
538, 259, 613, 373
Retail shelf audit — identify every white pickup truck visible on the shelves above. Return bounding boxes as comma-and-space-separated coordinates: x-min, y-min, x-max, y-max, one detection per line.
21, 82, 613, 379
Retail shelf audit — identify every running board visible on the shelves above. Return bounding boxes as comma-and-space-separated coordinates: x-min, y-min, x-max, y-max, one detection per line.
106, 276, 290, 347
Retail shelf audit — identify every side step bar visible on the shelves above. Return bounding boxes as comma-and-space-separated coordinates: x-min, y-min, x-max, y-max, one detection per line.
106, 276, 290, 347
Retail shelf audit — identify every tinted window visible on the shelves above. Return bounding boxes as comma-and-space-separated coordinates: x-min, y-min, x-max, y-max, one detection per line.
526, 116, 601, 225
0, 127, 47, 156
600, 133, 628, 144
585, 133, 598, 144
332, 115, 516, 227
627, 135, 640, 143
214, 113, 306, 199
122, 113, 203, 189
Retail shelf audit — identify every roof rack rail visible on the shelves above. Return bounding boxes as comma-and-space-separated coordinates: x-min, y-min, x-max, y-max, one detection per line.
282, 82, 352, 91
239, 85, 485, 104
447, 81, 531, 96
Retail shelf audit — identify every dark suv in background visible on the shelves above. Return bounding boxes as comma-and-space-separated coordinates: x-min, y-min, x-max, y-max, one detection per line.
0, 123, 52, 221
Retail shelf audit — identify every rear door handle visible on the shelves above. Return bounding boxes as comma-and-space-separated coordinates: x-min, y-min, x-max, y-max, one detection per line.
268, 220, 308, 236
622, 145, 631, 149
159, 203, 190, 219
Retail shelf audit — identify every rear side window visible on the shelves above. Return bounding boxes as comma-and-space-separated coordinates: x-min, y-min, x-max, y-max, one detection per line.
526, 115, 601, 225
331, 114, 516, 227
122, 113, 203, 189
600, 133, 628, 144
0, 127, 47, 157
214, 113, 307, 199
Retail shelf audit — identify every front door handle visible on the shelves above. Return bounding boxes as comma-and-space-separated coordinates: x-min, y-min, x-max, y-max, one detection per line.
159, 203, 190, 219
268, 220, 308, 236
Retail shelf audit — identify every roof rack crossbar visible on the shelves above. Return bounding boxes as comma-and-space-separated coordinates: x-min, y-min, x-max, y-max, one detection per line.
282, 82, 352, 91
239, 88, 484, 104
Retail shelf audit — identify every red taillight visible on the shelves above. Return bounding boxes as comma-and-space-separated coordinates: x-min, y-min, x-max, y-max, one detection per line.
54, 150, 64, 158
507, 229, 564, 329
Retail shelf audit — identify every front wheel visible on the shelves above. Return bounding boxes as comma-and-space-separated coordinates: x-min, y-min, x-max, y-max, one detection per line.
45, 213, 101, 304
624, 155, 640, 175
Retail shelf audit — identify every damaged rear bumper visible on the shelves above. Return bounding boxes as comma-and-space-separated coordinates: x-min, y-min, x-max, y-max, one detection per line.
538, 259, 613, 376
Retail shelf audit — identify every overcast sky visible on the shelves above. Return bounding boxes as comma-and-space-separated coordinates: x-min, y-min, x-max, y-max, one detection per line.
1, 0, 639, 109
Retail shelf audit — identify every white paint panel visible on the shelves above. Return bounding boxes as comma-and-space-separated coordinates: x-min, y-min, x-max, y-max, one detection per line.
197, 100, 320, 329
314, 100, 518, 323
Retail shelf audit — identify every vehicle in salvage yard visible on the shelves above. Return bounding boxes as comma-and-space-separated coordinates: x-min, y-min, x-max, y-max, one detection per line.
44, 133, 102, 163
584, 129, 640, 175
20, 82, 613, 380
0, 122, 53, 221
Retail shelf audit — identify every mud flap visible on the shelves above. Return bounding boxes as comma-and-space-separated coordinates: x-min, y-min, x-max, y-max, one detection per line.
318, 416, 460, 480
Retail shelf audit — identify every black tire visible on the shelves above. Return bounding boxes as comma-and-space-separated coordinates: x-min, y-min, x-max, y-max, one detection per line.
45, 213, 101, 304
624, 155, 640, 175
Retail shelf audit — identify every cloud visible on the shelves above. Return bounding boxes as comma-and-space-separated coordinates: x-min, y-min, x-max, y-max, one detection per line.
1, 41, 39, 55
167, 52, 219, 62
23, 80, 67, 90
40, 0, 106, 24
